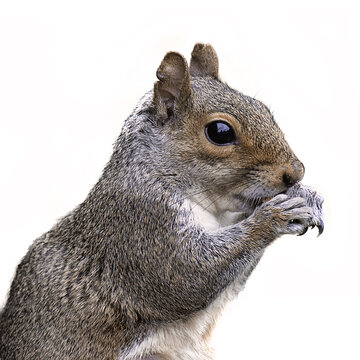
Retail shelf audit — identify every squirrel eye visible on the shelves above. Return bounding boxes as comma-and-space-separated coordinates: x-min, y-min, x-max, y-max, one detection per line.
205, 121, 236, 146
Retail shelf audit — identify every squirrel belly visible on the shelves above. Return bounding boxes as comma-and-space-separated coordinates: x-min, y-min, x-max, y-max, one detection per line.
0, 43, 324, 360
120, 265, 260, 360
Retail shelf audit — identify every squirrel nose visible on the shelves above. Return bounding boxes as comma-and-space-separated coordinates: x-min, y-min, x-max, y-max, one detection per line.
282, 161, 305, 188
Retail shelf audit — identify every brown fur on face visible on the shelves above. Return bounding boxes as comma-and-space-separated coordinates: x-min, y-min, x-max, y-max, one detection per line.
163, 76, 304, 207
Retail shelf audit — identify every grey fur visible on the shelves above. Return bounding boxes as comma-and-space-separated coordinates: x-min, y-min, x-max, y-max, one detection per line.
0, 43, 324, 360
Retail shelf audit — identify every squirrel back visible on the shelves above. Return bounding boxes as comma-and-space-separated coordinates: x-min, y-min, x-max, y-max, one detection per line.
0, 43, 324, 360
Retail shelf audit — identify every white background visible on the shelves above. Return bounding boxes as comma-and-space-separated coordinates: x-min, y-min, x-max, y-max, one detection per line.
0, 1, 359, 359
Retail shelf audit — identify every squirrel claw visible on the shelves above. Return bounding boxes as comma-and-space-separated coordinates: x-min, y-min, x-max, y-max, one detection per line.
297, 226, 308, 236
317, 220, 324, 236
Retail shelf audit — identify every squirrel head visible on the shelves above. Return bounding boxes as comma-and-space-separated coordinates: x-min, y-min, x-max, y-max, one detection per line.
153, 43, 304, 217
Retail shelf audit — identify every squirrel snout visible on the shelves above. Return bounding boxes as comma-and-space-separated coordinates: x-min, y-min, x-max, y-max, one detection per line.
282, 161, 305, 188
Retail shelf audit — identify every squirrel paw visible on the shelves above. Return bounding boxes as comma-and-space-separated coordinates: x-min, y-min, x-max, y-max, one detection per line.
256, 194, 314, 237
285, 183, 324, 236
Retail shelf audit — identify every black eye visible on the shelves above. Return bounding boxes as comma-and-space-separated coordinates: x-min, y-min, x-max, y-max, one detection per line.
205, 121, 236, 146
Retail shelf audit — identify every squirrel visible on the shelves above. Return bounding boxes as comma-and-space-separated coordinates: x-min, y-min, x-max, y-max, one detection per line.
0, 43, 324, 360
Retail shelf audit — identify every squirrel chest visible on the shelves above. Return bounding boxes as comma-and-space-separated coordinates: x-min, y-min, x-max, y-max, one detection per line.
121, 199, 257, 360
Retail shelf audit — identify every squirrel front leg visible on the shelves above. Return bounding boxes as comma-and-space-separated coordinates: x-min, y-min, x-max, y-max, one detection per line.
138, 194, 313, 320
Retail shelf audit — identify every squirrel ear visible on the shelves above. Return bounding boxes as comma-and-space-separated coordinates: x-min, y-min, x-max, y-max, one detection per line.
190, 43, 219, 79
154, 52, 191, 122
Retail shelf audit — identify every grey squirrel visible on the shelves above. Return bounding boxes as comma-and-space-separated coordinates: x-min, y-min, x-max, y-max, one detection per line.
0, 43, 324, 360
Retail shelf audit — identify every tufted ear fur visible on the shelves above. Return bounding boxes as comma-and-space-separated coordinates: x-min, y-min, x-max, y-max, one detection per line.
190, 43, 219, 79
154, 52, 191, 122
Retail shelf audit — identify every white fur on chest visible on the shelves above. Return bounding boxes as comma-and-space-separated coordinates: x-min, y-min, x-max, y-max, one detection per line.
183, 198, 244, 232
